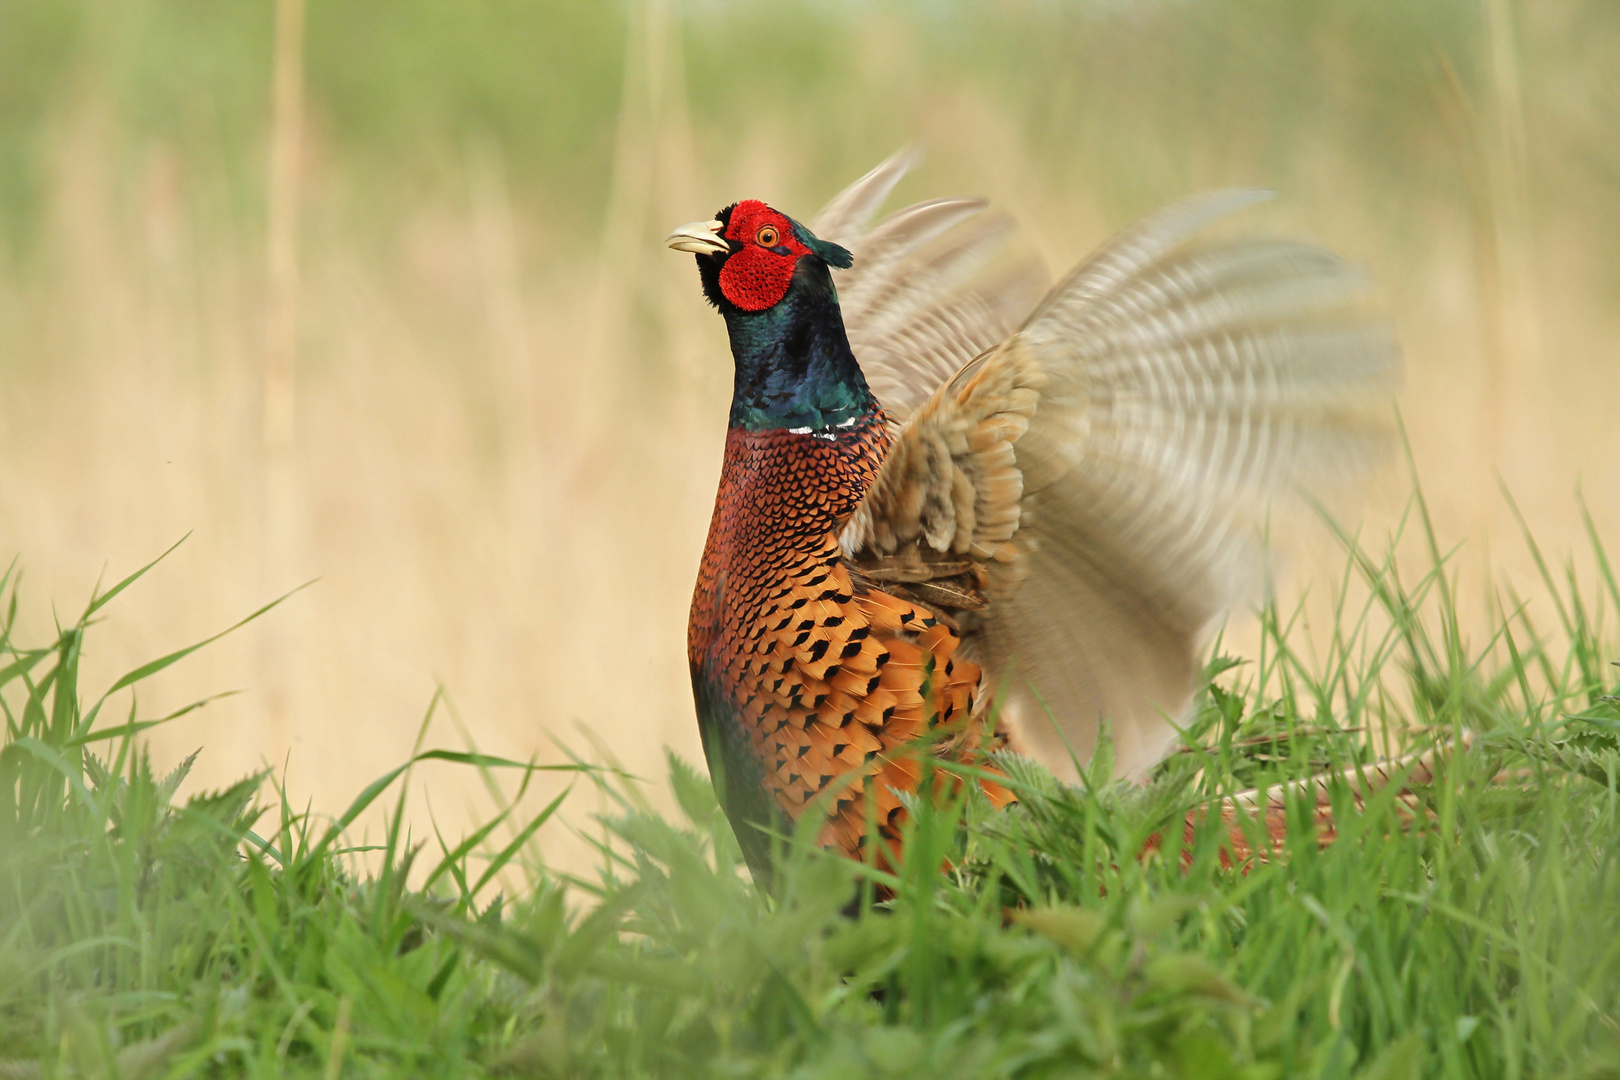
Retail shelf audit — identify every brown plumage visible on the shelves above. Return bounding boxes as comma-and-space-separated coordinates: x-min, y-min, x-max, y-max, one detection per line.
688, 414, 1011, 874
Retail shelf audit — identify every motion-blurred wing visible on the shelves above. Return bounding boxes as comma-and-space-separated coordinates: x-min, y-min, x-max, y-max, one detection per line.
812, 150, 1048, 421
844, 189, 1397, 780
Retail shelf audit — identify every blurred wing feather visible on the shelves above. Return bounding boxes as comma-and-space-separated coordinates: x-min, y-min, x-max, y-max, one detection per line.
812, 150, 1048, 420
810, 146, 923, 247
844, 187, 1397, 780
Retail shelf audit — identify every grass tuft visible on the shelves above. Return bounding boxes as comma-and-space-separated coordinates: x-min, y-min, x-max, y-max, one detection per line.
4, 499, 1620, 1077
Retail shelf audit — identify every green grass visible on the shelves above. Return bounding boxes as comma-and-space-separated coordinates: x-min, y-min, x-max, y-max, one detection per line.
4, 489, 1620, 1080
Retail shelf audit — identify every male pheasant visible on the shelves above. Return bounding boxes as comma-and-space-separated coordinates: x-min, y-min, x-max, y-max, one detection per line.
668, 151, 1394, 885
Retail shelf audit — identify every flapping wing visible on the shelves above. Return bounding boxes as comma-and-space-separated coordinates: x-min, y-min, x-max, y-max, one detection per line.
843, 189, 1397, 781
812, 150, 1048, 421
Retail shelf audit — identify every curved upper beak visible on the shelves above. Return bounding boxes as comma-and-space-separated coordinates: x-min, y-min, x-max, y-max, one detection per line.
666, 219, 729, 256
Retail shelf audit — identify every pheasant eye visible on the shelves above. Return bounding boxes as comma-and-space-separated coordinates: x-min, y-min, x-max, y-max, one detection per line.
755, 224, 779, 247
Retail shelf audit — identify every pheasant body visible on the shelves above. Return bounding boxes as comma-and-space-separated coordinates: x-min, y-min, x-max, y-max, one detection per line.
685, 200, 1006, 879
670, 162, 1396, 885
689, 417, 998, 875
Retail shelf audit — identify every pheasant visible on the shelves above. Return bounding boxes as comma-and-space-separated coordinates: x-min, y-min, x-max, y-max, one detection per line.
668, 151, 1394, 885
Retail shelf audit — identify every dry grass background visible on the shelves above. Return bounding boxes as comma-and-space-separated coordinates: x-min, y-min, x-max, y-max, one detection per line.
2, 0, 1618, 877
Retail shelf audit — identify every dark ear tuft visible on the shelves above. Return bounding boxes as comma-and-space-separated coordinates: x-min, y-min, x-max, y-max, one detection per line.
812, 237, 854, 269
789, 217, 854, 270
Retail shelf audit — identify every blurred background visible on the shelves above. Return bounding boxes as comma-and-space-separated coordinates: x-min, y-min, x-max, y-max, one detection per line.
2, 0, 1617, 874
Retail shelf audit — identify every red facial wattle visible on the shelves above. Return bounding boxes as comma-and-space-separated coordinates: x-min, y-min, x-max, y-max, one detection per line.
718, 200, 811, 312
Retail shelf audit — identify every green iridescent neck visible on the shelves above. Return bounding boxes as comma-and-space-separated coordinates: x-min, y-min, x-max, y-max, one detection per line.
722, 260, 878, 432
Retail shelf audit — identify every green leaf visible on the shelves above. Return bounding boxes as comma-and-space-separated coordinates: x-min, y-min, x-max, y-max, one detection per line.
97, 581, 314, 700
80, 534, 190, 621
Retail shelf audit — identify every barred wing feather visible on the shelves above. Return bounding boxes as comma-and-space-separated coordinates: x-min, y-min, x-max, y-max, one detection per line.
838, 179, 1397, 781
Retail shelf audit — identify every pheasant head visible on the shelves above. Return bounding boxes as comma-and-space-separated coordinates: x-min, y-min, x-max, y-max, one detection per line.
668, 201, 872, 432
668, 199, 854, 312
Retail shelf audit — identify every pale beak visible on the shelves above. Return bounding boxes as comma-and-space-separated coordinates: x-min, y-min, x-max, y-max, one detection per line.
666, 219, 729, 256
